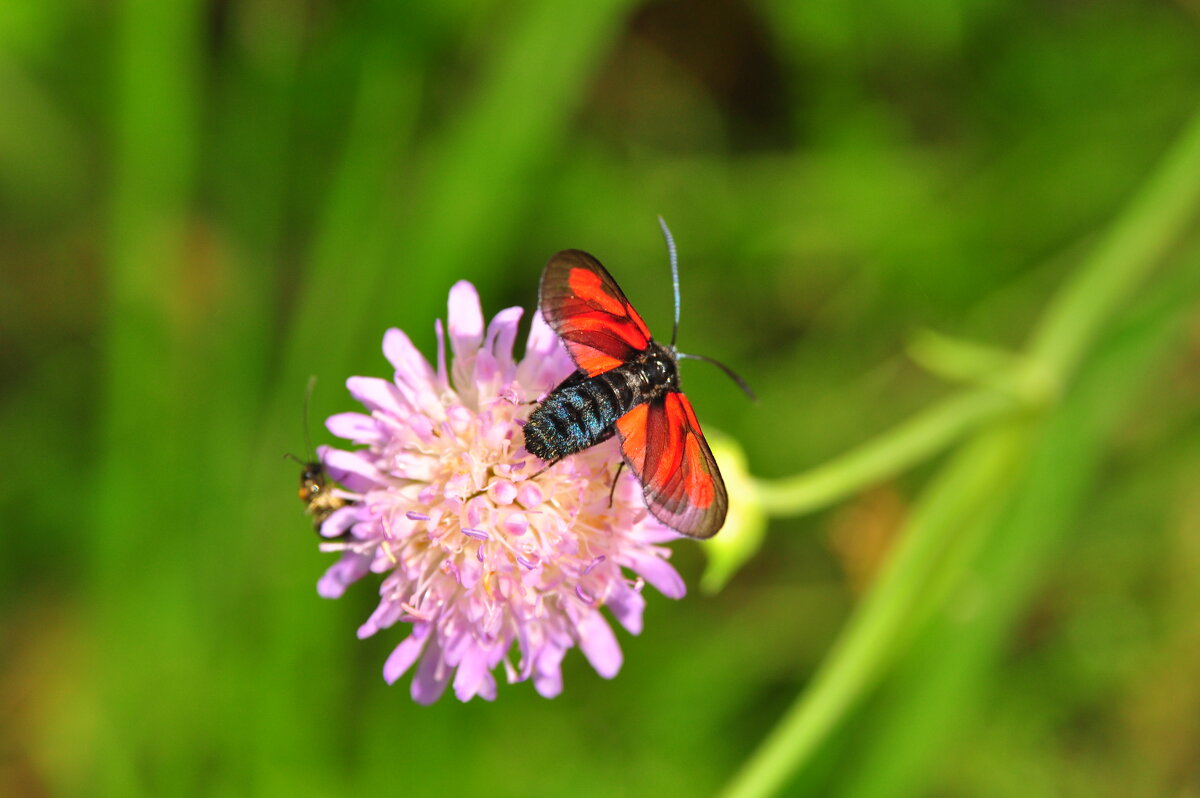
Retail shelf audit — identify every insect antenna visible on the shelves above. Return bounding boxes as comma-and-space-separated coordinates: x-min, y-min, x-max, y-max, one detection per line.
655, 217, 756, 401
285, 376, 321, 465
676, 352, 758, 401
301, 375, 318, 459
657, 215, 681, 349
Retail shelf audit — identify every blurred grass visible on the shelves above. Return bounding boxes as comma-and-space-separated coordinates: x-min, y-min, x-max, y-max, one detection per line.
3, 1, 1200, 797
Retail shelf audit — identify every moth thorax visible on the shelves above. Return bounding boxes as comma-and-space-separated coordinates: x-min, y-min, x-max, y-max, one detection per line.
639, 342, 679, 394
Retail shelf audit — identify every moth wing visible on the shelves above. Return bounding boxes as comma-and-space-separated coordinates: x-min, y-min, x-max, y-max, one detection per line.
540, 250, 653, 377
615, 392, 727, 539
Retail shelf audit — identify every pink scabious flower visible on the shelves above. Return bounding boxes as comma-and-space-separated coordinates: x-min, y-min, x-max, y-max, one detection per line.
315, 281, 686, 703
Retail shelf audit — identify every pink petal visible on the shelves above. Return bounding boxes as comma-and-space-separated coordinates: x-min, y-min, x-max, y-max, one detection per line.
324, 412, 381, 445
576, 611, 622, 679
475, 670, 497, 701
411, 638, 451, 705
605, 584, 646, 635
533, 643, 566, 698
319, 504, 360, 539
502, 513, 528, 537
452, 646, 490, 702
524, 310, 559, 358
625, 550, 687, 599
447, 281, 484, 360
518, 312, 573, 391
317, 552, 370, 599
383, 327, 435, 387
358, 599, 405, 639
320, 448, 385, 491
635, 520, 683, 544
473, 348, 500, 391
487, 479, 517, 505
485, 306, 523, 369
516, 482, 543, 508
434, 319, 449, 391
384, 626, 431, 684
345, 376, 407, 418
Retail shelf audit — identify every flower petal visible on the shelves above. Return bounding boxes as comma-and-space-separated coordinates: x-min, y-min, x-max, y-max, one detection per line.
485, 306, 523, 370
317, 552, 371, 599
384, 328, 444, 417
448, 281, 484, 360
517, 311, 573, 393
324, 412, 381, 445
532, 643, 566, 698
524, 310, 558, 358
320, 447, 385, 492
434, 319, 449, 391
475, 669, 497, 701
605, 584, 646, 635
383, 327, 435, 386
345, 376, 407, 418
453, 646, 491, 702
576, 611, 622, 679
384, 625, 431, 684
319, 504, 360, 539
358, 598, 405, 639
473, 348, 500, 396
624, 550, 687, 599
411, 637, 451, 705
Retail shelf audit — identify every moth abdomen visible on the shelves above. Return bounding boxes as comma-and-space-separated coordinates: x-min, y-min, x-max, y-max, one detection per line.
524, 369, 634, 460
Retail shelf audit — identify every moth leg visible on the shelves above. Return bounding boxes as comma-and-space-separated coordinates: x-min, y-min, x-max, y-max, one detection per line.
607, 461, 626, 508
524, 458, 563, 483
548, 369, 589, 392
520, 370, 589, 406
468, 455, 569, 500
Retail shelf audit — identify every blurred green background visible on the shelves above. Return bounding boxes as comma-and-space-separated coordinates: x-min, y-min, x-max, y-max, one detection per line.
4, 0, 1200, 796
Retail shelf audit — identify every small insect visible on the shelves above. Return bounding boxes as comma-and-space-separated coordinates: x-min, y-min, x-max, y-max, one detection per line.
524, 218, 753, 539
287, 377, 352, 537
290, 455, 350, 535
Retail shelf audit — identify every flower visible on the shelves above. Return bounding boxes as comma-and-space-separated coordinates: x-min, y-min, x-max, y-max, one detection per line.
315, 281, 686, 703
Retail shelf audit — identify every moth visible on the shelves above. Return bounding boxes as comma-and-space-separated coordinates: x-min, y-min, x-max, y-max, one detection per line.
524, 219, 752, 539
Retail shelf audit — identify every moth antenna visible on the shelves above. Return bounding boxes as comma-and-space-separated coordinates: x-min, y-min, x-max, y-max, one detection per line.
657, 215, 681, 349
283, 452, 305, 465
677, 352, 757, 401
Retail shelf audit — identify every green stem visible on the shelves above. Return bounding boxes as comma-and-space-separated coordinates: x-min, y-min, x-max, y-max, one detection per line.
753, 107, 1200, 524
720, 105, 1200, 798
1028, 108, 1200, 380
838, 251, 1200, 798
721, 425, 1030, 798
754, 387, 1016, 517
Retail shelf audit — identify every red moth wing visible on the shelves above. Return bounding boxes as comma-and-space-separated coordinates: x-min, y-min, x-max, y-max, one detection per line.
540, 250, 653, 376
615, 392, 727, 539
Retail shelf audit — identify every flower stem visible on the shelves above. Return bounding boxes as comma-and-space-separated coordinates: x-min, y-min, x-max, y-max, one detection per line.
725, 425, 1030, 798
720, 105, 1200, 798
754, 387, 1017, 517
1028, 109, 1200, 380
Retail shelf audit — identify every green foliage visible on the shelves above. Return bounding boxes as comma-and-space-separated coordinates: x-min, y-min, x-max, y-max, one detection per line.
3, 1, 1199, 796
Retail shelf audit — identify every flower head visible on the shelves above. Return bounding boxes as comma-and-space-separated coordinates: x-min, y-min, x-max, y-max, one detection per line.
316, 281, 685, 703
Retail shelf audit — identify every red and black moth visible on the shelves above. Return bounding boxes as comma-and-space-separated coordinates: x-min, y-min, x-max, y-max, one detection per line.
524, 219, 753, 539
